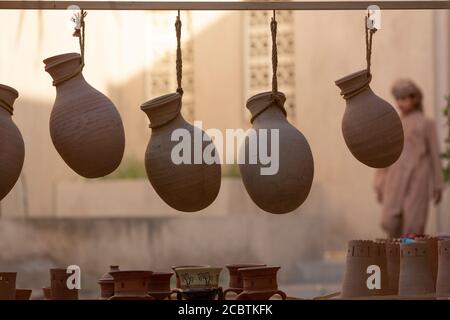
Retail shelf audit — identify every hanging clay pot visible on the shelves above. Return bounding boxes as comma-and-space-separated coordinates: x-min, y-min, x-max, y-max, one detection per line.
398, 242, 435, 297
385, 241, 400, 295
239, 92, 314, 214
50, 268, 79, 300
223, 263, 266, 298
109, 271, 153, 300
148, 271, 174, 300
415, 236, 438, 286
0, 272, 16, 300
15, 289, 32, 300
0, 85, 25, 201
98, 265, 120, 299
335, 70, 404, 168
172, 265, 210, 289
436, 239, 450, 296
42, 286, 51, 300
43, 53, 125, 178
141, 93, 221, 212
235, 266, 286, 300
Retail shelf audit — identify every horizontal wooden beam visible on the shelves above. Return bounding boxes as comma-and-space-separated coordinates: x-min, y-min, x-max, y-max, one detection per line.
0, 1, 449, 11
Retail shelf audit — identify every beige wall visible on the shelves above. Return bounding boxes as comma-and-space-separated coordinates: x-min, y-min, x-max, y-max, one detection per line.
0, 8, 448, 236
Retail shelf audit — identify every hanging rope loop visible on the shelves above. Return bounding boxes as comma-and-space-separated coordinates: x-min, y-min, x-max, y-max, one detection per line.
175, 10, 183, 96
270, 10, 278, 100
365, 12, 377, 78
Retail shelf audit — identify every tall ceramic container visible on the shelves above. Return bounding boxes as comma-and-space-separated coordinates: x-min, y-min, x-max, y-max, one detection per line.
141, 93, 221, 212
436, 239, 450, 296
239, 92, 314, 214
0, 272, 16, 300
335, 70, 403, 168
50, 268, 78, 300
109, 271, 153, 300
43, 53, 125, 178
0, 85, 25, 201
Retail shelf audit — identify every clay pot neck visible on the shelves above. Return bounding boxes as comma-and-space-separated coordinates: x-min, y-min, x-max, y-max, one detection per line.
43, 53, 84, 87
335, 69, 372, 100
141, 93, 183, 129
246, 91, 287, 124
0, 84, 19, 115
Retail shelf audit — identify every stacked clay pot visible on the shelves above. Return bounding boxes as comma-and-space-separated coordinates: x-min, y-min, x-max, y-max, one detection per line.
341, 240, 389, 298
141, 93, 221, 212
98, 265, 120, 299
109, 271, 153, 300
0, 272, 17, 300
43, 53, 125, 178
223, 263, 266, 298
148, 272, 174, 300
239, 92, 314, 214
335, 70, 404, 168
235, 266, 286, 300
0, 85, 25, 201
50, 268, 79, 300
398, 242, 435, 297
436, 239, 450, 296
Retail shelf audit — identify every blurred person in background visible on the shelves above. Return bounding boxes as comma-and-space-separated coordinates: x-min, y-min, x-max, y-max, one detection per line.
374, 79, 444, 239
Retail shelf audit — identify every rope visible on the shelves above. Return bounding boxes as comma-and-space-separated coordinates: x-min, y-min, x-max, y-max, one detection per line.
175, 10, 183, 96
53, 9, 87, 86
270, 10, 278, 97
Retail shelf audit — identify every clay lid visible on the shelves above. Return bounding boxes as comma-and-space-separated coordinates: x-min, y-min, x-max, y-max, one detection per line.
335, 69, 372, 99
141, 93, 182, 128
0, 84, 19, 115
246, 91, 287, 123
98, 265, 120, 284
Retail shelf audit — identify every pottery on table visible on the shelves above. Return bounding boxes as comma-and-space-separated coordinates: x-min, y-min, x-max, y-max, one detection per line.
239, 92, 314, 214
50, 268, 79, 300
43, 53, 125, 178
42, 286, 51, 300
341, 240, 390, 298
141, 93, 221, 212
148, 271, 174, 300
109, 270, 153, 300
415, 236, 438, 286
0, 85, 25, 201
436, 239, 450, 295
385, 241, 400, 295
98, 265, 120, 299
176, 287, 224, 300
174, 266, 222, 290
15, 289, 32, 300
235, 266, 286, 300
335, 70, 404, 168
398, 242, 435, 297
0, 272, 16, 300
172, 265, 210, 289
223, 263, 266, 298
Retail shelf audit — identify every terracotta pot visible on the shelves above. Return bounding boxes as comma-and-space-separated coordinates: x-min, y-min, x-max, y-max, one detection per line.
0, 85, 25, 201
398, 242, 435, 297
436, 239, 450, 295
415, 236, 438, 285
235, 266, 286, 300
172, 265, 210, 288
335, 70, 404, 168
50, 268, 79, 300
43, 53, 125, 178
239, 92, 314, 214
385, 241, 400, 295
176, 287, 224, 300
148, 271, 174, 300
15, 289, 32, 300
109, 270, 153, 300
42, 286, 51, 300
141, 93, 221, 212
224, 263, 266, 298
341, 240, 390, 298
98, 265, 120, 299
0, 272, 16, 300
174, 266, 222, 290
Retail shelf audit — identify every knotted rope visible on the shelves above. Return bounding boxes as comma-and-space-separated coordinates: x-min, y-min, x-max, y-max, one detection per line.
52, 9, 87, 86
175, 10, 183, 96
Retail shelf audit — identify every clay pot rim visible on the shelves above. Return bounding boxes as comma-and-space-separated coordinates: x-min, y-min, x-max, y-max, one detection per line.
174, 266, 223, 272
109, 270, 153, 279
151, 271, 174, 277
43, 52, 80, 71
334, 69, 369, 85
172, 265, 210, 270
226, 263, 266, 269
0, 271, 17, 276
141, 92, 181, 111
0, 84, 19, 98
237, 266, 280, 274
246, 91, 286, 107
